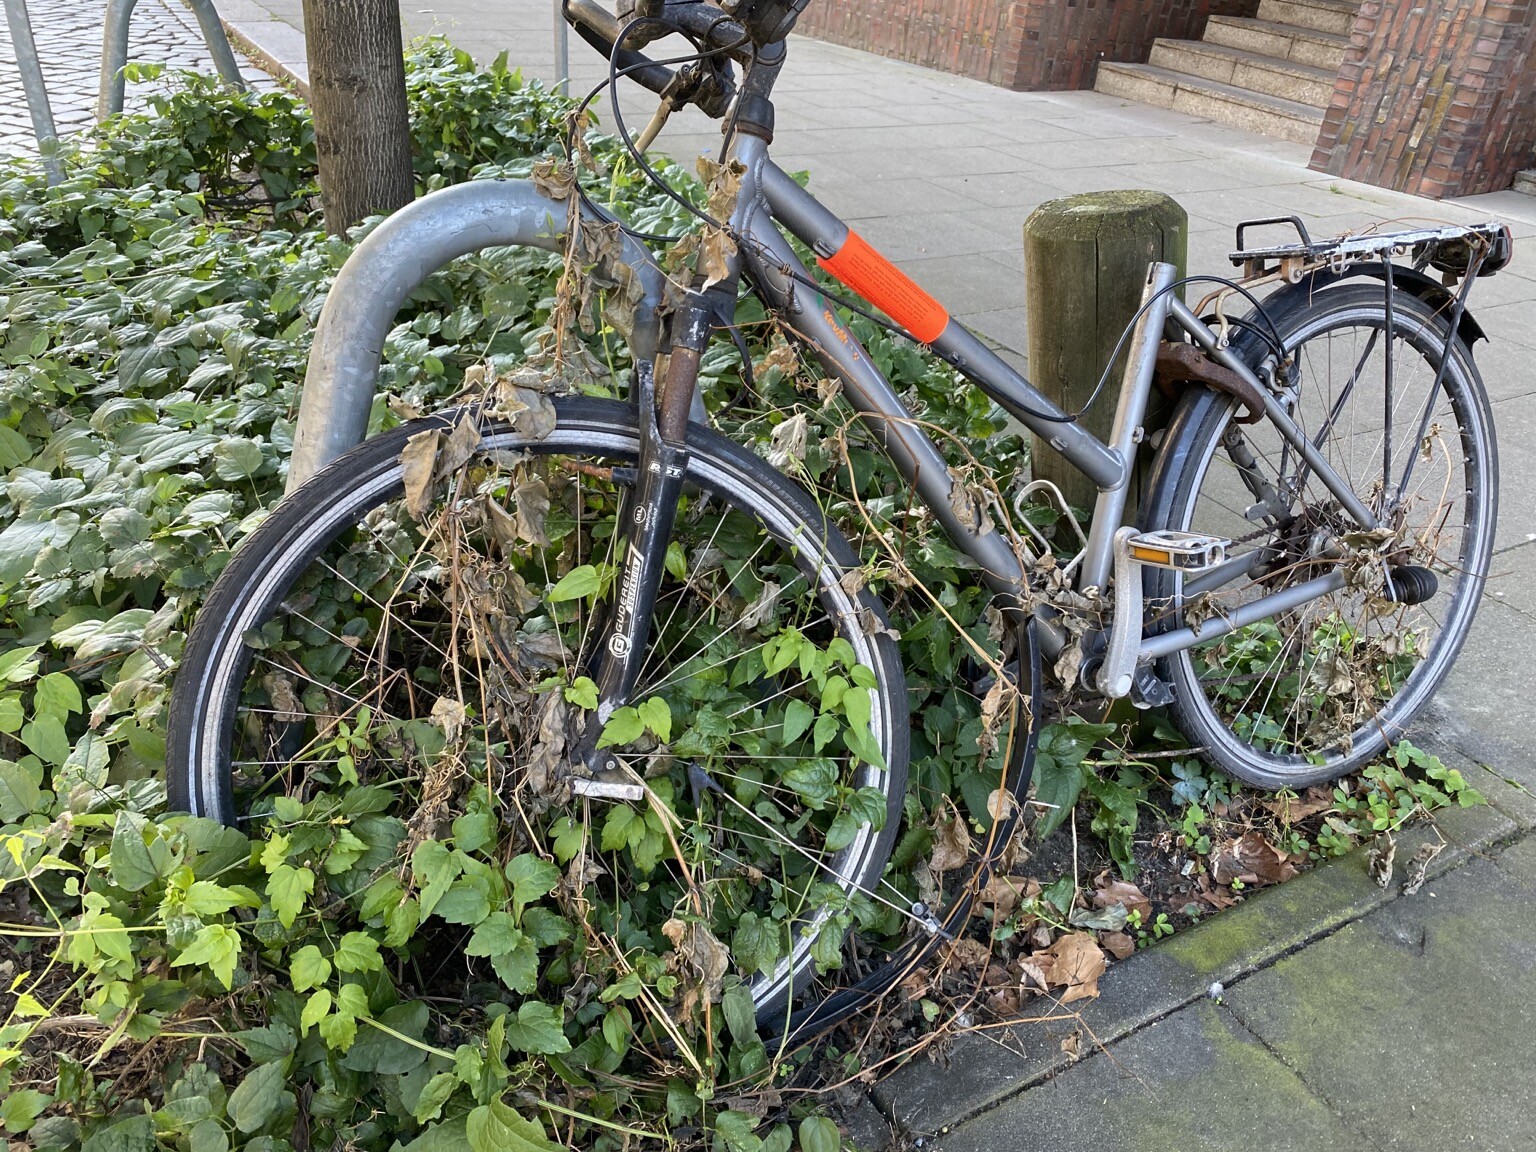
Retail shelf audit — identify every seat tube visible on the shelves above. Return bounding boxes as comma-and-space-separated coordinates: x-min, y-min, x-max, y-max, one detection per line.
1080, 261, 1180, 593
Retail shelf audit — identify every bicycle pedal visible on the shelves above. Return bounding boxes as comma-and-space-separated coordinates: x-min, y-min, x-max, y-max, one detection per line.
570, 766, 645, 803
1124, 530, 1229, 572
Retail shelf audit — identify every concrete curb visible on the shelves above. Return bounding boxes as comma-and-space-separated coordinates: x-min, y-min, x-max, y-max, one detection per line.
207, 0, 308, 95
872, 791, 1526, 1139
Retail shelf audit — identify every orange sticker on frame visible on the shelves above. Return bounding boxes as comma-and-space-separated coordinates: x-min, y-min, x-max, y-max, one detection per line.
817, 231, 950, 345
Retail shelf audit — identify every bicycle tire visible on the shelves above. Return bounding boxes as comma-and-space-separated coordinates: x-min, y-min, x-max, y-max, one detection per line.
1141, 283, 1497, 788
167, 396, 909, 1023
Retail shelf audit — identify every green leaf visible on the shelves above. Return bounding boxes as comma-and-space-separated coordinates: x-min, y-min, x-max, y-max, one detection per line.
212, 438, 265, 481
547, 564, 600, 602
172, 923, 241, 990
782, 698, 814, 745
799, 1116, 842, 1152
466, 1099, 562, 1152
189, 1119, 228, 1152
110, 810, 158, 892
0, 1088, 50, 1134
563, 675, 599, 710
721, 984, 756, 1046
20, 715, 70, 767
0, 696, 22, 734
0, 425, 33, 469
602, 1003, 632, 1052
401, 1116, 470, 1152
182, 880, 256, 916
266, 863, 314, 928
502, 1002, 571, 1054
0, 759, 42, 823
601, 804, 642, 852
453, 808, 497, 853
434, 877, 492, 925
412, 839, 460, 919
505, 853, 560, 915
763, 629, 802, 676
228, 1060, 286, 1133
732, 911, 782, 979
79, 1115, 154, 1152
33, 672, 82, 720
597, 706, 644, 748
414, 1072, 458, 1124
716, 1110, 763, 1152
290, 952, 333, 995
301, 988, 332, 1033
489, 936, 540, 994
520, 906, 573, 947
341, 1001, 429, 1075
465, 911, 523, 957
664, 540, 687, 582
0, 646, 39, 684
637, 695, 672, 742
333, 931, 383, 973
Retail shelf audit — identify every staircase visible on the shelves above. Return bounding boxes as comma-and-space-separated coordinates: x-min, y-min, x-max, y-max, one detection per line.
1517, 170, 1536, 197
1094, 0, 1360, 145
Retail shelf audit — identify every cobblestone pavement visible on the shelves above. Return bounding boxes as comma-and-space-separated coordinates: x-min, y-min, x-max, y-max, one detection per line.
0, 0, 272, 157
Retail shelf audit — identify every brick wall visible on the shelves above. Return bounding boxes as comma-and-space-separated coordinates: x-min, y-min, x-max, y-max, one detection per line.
792, 0, 1259, 91
1011, 0, 1258, 90
1310, 0, 1536, 198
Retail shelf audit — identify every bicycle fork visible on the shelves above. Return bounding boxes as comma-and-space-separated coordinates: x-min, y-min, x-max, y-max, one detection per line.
567, 301, 711, 800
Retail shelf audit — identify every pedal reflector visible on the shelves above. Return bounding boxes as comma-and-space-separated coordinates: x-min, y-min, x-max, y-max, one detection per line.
1126, 530, 1229, 572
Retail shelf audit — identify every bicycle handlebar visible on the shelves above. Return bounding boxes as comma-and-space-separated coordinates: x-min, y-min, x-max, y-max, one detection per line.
563, 0, 680, 97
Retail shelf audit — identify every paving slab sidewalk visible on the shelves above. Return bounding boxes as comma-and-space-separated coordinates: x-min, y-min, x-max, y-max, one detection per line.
67, 4, 1536, 1146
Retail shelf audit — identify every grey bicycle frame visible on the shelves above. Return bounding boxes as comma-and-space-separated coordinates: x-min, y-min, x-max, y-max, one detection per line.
723, 133, 1374, 662
288, 133, 1379, 680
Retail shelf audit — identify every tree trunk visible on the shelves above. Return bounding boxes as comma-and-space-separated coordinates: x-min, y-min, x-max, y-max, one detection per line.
303, 0, 414, 235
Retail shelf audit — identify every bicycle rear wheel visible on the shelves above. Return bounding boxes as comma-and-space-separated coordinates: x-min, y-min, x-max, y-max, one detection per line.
1142, 283, 1497, 787
167, 397, 908, 1023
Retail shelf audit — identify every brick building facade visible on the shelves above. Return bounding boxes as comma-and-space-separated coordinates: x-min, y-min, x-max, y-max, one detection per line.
1310, 0, 1536, 199
793, 0, 1259, 91
793, 0, 1536, 198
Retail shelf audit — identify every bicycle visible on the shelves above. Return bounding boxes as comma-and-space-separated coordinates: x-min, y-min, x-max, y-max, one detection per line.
166, 0, 1513, 1038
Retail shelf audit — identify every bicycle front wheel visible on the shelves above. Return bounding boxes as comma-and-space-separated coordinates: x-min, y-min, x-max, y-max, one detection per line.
1143, 282, 1498, 788
167, 396, 908, 1024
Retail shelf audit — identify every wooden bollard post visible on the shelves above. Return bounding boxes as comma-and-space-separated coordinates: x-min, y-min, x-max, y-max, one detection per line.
1023, 191, 1188, 514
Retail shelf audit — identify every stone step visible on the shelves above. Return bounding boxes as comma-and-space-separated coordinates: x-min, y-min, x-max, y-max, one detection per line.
1205, 15, 1350, 71
1095, 61, 1325, 145
1255, 0, 1360, 37
1149, 38, 1337, 108
1516, 170, 1536, 196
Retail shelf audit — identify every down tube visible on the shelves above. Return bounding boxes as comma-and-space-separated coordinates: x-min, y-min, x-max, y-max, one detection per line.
741, 208, 1028, 596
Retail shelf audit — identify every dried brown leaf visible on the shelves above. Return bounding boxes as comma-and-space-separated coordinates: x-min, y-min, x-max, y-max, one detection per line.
1100, 931, 1135, 961
1038, 932, 1106, 1004
513, 477, 551, 548
1210, 831, 1300, 888
1092, 870, 1152, 924
929, 810, 972, 873
400, 428, 442, 522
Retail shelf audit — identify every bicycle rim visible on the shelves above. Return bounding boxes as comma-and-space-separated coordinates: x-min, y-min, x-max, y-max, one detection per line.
168, 398, 909, 1020
1149, 286, 1496, 785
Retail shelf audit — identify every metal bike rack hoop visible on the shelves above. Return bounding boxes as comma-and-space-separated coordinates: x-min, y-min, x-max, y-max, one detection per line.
287, 178, 667, 490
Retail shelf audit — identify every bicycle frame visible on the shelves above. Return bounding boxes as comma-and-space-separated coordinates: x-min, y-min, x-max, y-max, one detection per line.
713, 133, 1373, 679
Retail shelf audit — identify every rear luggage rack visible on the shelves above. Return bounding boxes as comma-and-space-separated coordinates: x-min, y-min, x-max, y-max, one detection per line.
1230, 217, 1514, 283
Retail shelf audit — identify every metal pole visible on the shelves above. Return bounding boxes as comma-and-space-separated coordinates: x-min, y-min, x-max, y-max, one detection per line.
552, 0, 568, 91
101, 0, 246, 121
99, 0, 136, 119
288, 179, 666, 489
184, 0, 249, 92
3, 0, 64, 184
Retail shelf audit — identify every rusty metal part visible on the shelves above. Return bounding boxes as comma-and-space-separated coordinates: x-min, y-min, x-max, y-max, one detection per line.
1155, 341, 1266, 424
660, 345, 701, 442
